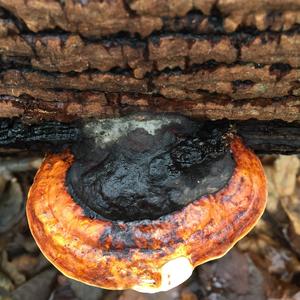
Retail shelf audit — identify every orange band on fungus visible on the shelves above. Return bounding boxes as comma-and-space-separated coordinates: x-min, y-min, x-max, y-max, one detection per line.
26, 136, 267, 292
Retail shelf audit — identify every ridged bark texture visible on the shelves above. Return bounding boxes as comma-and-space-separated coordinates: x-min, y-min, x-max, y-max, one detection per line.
0, 0, 299, 122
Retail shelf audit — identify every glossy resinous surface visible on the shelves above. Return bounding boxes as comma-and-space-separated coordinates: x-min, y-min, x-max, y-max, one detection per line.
67, 115, 235, 222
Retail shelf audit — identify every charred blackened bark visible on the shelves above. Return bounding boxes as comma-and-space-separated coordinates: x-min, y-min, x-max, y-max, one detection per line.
0, 118, 79, 150
1, 117, 300, 154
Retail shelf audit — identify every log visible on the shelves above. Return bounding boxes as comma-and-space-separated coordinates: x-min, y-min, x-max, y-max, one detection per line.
1, 118, 300, 154
0, 0, 299, 155
0, 0, 300, 37
0, 0, 299, 123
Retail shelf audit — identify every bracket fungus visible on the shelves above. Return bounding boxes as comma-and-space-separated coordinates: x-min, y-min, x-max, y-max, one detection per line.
26, 114, 267, 293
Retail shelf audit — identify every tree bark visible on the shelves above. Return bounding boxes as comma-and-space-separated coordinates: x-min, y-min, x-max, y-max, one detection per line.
0, 0, 299, 123
1, 118, 300, 154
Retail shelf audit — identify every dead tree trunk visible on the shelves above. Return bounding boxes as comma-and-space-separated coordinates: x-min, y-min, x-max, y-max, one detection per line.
0, 0, 299, 153
1, 119, 300, 154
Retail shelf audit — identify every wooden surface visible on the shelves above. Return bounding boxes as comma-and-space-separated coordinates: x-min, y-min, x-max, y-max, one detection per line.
0, 0, 299, 122
1, 118, 300, 154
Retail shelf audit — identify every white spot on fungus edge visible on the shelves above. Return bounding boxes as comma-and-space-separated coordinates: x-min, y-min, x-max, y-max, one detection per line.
132, 257, 193, 293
